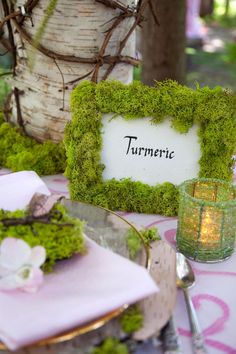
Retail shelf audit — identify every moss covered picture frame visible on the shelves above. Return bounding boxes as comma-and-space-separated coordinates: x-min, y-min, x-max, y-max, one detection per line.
64, 80, 236, 216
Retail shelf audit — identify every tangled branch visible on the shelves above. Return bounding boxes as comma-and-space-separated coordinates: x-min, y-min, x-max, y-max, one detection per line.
11, 19, 139, 67
0, 0, 158, 83
1, 210, 73, 228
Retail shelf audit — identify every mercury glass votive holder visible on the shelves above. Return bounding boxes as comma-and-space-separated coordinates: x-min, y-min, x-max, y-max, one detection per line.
176, 178, 236, 262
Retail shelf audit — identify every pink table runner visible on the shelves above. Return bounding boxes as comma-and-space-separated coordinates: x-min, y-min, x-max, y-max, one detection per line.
1, 166, 236, 353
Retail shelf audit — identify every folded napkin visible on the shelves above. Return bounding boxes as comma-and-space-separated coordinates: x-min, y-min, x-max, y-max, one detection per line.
0, 171, 159, 350
0, 171, 50, 211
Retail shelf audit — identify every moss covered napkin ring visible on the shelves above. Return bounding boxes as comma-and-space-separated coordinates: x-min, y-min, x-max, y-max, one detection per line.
0, 194, 85, 274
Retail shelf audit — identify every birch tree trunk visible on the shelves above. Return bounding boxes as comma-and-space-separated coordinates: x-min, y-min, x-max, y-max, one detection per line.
7, 0, 135, 142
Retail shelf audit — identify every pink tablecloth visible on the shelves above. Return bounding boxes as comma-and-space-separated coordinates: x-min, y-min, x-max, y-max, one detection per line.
1, 166, 236, 354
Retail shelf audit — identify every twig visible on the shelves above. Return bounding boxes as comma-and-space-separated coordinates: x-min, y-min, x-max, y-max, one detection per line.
0, 37, 13, 53
54, 59, 65, 111
0, 50, 9, 57
13, 87, 26, 133
18, 0, 40, 25
66, 68, 95, 85
0, 0, 150, 86
91, 13, 128, 82
148, 0, 159, 25
102, 0, 150, 80
0, 8, 22, 32
1, 216, 73, 227
3, 90, 13, 123
95, 0, 139, 18
96, 0, 129, 11
92, 0, 146, 81
11, 19, 139, 66
1, 210, 74, 228
2, 0, 16, 74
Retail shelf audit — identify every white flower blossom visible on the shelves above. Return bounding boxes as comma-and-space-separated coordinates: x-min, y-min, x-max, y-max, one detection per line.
0, 237, 46, 293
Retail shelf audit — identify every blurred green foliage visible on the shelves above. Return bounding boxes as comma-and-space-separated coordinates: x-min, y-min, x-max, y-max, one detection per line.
91, 337, 128, 354
0, 71, 10, 109
119, 305, 143, 333
206, 0, 236, 27
225, 42, 236, 63
186, 49, 236, 91
134, 0, 236, 91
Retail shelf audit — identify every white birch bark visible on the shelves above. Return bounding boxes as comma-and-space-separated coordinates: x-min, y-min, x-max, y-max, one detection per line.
8, 0, 136, 142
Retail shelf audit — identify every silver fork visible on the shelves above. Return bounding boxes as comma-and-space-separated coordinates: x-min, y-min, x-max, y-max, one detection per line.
160, 316, 182, 354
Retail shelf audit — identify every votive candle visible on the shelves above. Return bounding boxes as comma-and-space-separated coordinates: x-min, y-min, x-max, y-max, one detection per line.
176, 178, 236, 262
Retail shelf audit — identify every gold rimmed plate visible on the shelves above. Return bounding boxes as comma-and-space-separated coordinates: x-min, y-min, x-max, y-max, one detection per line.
0, 200, 150, 351
0, 200, 176, 351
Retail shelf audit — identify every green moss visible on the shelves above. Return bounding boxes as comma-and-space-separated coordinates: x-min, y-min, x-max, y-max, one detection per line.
0, 203, 85, 271
141, 227, 161, 243
126, 228, 142, 260
34, 0, 58, 45
126, 227, 160, 260
66, 80, 236, 216
0, 112, 4, 125
0, 121, 66, 175
90, 337, 128, 354
119, 305, 143, 334
29, 0, 58, 70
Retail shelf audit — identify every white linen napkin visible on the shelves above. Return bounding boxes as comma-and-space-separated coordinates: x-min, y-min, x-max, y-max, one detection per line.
0, 171, 50, 211
0, 171, 159, 350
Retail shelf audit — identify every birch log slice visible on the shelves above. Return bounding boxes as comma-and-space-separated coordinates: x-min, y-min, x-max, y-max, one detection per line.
9, 0, 135, 142
133, 240, 176, 340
